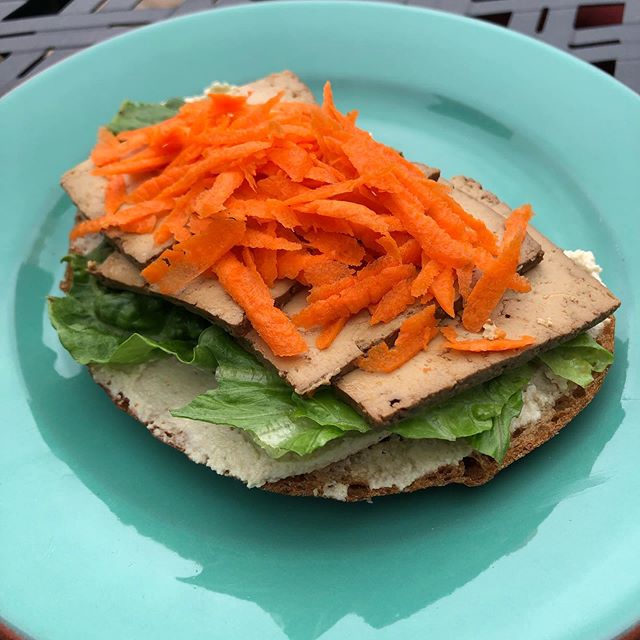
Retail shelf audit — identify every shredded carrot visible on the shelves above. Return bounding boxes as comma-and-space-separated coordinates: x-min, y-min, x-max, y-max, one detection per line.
462, 205, 532, 332
293, 264, 415, 329
441, 326, 535, 352
357, 305, 437, 373
298, 199, 391, 234
430, 267, 456, 317
411, 257, 442, 298
456, 265, 474, 302
83, 80, 538, 364
90, 128, 123, 167
256, 174, 310, 200
196, 170, 245, 217
399, 238, 422, 266
214, 251, 307, 357
382, 190, 474, 268
253, 248, 279, 288
370, 277, 414, 325
301, 230, 365, 266
303, 260, 353, 287
104, 176, 126, 216
127, 166, 186, 204
141, 217, 245, 294
153, 177, 213, 244
120, 215, 157, 234
269, 142, 314, 182
240, 228, 302, 251
156, 141, 271, 199
70, 199, 173, 239
276, 250, 330, 282
283, 178, 363, 206
316, 316, 348, 350
93, 153, 174, 176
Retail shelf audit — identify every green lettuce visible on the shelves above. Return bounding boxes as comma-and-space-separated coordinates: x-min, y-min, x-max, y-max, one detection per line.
107, 98, 184, 134
538, 332, 613, 387
48, 252, 216, 369
171, 327, 367, 457
388, 366, 532, 464
466, 386, 525, 463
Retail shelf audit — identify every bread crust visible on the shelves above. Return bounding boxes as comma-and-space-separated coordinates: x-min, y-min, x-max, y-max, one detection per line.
263, 318, 615, 500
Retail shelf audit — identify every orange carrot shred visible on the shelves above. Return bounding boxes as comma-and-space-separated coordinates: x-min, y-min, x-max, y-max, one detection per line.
127, 166, 186, 204
411, 258, 442, 298
298, 199, 391, 235
153, 177, 213, 244
430, 267, 456, 317
303, 261, 354, 287
283, 178, 363, 207
214, 251, 307, 357
93, 153, 174, 176
316, 316, 348, 350
104, 176, 126, 216
441, 326, 535, 352
90, 128, 122, 167
269, 142, 314, 182
357, 305, 437, 373
399, 238, 422, 266
253, 248, 279, 288
381, 190, 473, 268
370, 277, 414, 325
196, 170, 244, 217
141, 217, 245, 294
302, 230, 365, 266
240, 228, 302, 251
293, 264, 416, 329
70, 199, 173, 239
276, 251, 330, 282
456, 265, 474, 302
462, 205, 532, 332
120, 215, 157, 234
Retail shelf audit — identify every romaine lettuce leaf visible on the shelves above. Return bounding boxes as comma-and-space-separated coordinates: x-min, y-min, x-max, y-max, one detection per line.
48, 253, 216, 369
171, 327, 359, 457
107, 98, 184, 134
390, 366, 532, 445
466, 386, 524, 463
538, 332, 613, 387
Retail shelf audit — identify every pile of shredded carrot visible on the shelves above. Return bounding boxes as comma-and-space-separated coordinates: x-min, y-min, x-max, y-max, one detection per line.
74, 83, 536, 368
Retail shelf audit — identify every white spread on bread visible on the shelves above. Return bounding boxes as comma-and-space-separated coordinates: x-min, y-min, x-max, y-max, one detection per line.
564, 249, 603, 283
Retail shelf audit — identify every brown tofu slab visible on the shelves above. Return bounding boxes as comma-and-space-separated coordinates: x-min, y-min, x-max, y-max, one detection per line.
245, 293, 414, 394
60, 71, 317, 266
93, 251, 293, 335
336, 181, 620, 426
245, 182, 544, 395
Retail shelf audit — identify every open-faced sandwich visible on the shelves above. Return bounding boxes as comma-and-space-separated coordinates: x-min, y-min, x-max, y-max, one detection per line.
49, 71, 620, 501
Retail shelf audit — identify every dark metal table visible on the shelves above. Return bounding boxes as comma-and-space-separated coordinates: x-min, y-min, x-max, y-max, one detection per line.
1, 0, 639, 95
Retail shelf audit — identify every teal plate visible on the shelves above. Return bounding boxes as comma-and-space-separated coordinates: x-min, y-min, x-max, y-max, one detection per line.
1, 3, 639, 639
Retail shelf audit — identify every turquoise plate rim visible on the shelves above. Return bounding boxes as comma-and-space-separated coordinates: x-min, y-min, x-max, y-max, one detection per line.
1, 3, 640, 640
